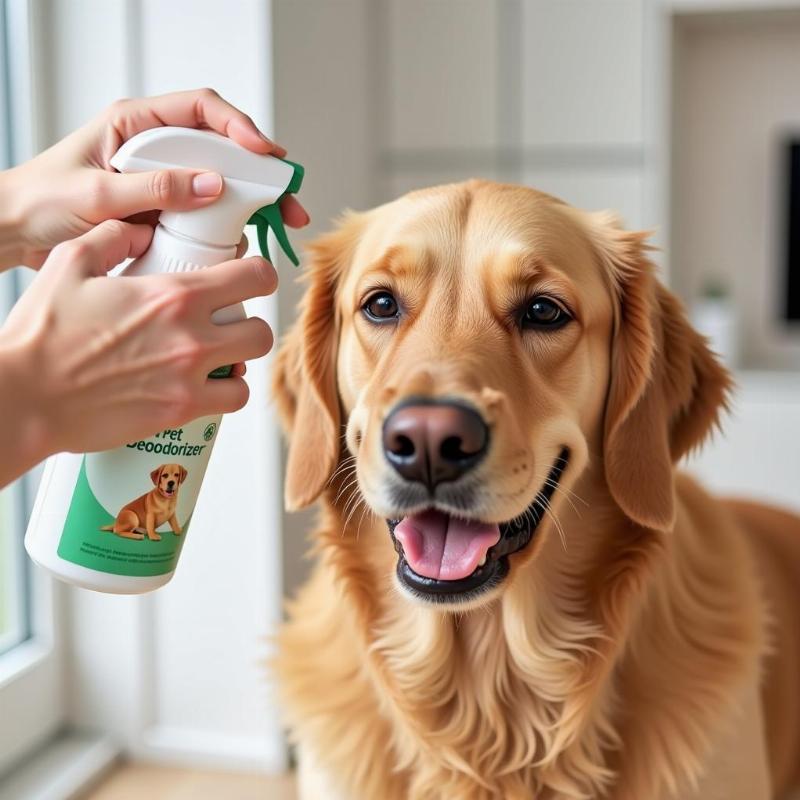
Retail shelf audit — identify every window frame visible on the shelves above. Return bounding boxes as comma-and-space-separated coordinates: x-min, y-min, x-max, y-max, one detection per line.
0, 278, 28, 658
1, 0, 288, 784
0, 0, 66, 777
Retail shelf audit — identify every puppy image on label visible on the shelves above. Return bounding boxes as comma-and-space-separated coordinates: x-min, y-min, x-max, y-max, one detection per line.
100, 463, 188, 541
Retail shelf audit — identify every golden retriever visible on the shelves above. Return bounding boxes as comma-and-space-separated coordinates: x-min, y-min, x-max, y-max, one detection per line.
273, 181, 800, 799
101, 463, 187, 541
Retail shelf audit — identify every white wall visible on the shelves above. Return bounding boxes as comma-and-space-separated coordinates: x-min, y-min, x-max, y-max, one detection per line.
36, 0, 287, 773
685, 372, 800, 514
376, 0, 652, 229
671, 9, 800, 369
272, 0, 376, 596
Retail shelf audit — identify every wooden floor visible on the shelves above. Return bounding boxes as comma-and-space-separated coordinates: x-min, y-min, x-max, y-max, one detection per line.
81, 761, 800, 799
84, 763, 297, 800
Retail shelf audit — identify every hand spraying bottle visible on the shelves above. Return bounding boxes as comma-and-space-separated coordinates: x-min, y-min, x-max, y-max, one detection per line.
24, 127, 304, 593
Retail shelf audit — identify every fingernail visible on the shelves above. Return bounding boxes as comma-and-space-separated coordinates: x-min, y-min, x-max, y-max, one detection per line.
259, 130, 286, 155
192, 172, 223, 197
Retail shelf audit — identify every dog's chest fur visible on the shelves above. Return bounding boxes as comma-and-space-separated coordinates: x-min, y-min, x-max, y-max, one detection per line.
277, 497, 764, 800
367, 587, 617, 799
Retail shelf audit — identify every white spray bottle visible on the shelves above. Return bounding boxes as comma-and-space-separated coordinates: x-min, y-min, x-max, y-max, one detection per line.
24, 127, 304, 594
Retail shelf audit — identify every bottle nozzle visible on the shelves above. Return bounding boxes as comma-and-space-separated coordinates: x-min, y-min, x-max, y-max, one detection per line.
111, 128, 305, 262
248, 159, 304, 267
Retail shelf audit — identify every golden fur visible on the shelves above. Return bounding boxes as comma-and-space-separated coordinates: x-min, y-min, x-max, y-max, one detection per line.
273, 181, 800, 799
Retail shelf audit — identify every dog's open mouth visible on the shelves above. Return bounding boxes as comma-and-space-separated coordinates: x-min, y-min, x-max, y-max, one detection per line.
387, 448, 569, 602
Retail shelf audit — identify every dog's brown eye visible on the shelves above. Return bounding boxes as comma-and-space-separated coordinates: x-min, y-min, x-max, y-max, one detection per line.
522, 297, 569, 330
363, 291, 399, 322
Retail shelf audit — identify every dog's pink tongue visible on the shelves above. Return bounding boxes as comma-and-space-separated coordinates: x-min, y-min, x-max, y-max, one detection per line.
394, 510, 501, 581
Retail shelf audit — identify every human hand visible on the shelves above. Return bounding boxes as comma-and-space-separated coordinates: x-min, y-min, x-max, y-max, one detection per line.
1, 88, 309, 268
0, 219, 277, 483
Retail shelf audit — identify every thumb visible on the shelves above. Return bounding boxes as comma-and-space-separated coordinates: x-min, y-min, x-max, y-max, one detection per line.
99, 168, 224, 219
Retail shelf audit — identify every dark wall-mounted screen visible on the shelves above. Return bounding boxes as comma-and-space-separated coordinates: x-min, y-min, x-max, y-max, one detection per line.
786, 142, 800, 321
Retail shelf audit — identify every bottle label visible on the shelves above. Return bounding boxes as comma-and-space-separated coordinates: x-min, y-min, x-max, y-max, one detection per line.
57, 416, 221, 577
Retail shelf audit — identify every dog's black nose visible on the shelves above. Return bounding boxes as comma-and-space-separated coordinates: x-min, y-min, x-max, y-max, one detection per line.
167, 480, 175, 489
382, 401, 489, 490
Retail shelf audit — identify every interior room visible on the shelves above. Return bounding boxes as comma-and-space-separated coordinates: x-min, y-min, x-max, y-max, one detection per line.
0, 1, 798, 798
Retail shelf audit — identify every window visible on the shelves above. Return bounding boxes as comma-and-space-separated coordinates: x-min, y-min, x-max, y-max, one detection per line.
0, 0, 31, 659
0, 277, 30, 658
0, 0, 64, 778
1, 0, 287, 783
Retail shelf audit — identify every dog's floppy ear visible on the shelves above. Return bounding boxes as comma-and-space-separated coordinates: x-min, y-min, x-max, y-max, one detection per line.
178, 466, 188, 484
273, 214, 363, 511
150, 466, 164, 486
591, 214, 732, 531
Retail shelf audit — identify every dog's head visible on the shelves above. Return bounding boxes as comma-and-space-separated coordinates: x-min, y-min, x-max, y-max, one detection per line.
150, 463, 188, 498
275, 181, 730, 608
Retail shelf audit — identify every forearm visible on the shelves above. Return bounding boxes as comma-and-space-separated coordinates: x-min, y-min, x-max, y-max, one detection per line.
0, 167, 28, 271
0, 335, 51, 487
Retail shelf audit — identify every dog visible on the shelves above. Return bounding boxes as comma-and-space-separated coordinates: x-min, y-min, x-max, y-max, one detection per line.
101, 463, 187, 541
272, 181, 800, 799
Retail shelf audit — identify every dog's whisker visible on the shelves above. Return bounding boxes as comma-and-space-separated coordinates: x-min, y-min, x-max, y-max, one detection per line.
354, 505, 367, 542
333, 471, 361, 506
332, 467, 358, 495
340, 477, 367, 524
343, 492, 367, 533
550, 484, 584, 519
328, 460, 356, 478
328, 456, 358, 489
327, 467, 350, 488
546, 478, 589, 509
538, 495, 567, 552
542, 479, 582, 518
355, 501, 376, 542
333, 466, 360, 495
341, 484, 363, 521
527, 475, 567, 547
523, 505, 537, 530
327, 454, 357, 486
338, 491, 361, 528
345, 501, 361, 536
527, 464, 584, 526
341, 503, 359, 535
329, 465, 356, 489
334, 483, 353, 505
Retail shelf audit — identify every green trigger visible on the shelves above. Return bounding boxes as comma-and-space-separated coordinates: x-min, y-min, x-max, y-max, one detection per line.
248, 204, 300, 267
248, 159, 304, 267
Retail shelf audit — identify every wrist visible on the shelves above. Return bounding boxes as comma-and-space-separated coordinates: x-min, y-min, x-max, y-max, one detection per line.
0, 166, 30, 269
0, 331, 54, 473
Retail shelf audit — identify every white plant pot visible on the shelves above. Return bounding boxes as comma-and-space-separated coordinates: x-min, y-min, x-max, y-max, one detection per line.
692, 298, 739, 368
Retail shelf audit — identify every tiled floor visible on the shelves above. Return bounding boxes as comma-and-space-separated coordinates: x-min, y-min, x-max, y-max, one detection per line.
83, 763, 297, 800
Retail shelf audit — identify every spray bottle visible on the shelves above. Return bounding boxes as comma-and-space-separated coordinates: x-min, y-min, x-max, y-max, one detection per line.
24, 127, 303, 594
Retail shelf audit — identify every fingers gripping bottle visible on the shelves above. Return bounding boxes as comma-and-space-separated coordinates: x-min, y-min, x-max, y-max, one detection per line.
24, 127, 304, 593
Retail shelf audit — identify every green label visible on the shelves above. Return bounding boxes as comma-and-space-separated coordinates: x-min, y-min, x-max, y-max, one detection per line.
57, 417, 220, 577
